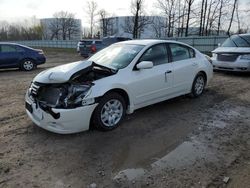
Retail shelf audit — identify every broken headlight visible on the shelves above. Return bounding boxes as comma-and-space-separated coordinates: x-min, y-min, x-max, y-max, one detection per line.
64, 84, 93, 108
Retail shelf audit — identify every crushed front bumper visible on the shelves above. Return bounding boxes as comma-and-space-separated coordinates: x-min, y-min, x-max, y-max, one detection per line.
25, 94, 98, 134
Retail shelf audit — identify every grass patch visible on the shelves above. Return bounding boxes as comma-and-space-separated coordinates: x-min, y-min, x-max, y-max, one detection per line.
40, 47, 76, 54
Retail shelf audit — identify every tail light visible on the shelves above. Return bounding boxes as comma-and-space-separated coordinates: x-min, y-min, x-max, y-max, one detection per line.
91, 44, 96, 53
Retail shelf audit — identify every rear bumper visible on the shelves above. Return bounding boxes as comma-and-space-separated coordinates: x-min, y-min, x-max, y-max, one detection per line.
36, 57, 46, 65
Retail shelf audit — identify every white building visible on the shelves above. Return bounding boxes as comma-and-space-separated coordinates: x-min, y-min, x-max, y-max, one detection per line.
99, 16, 167, 39
40, 18, 82, 40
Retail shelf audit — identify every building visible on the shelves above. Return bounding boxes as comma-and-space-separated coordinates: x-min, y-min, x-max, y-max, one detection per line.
40, 18, 82, 40
99, 16, 167, 39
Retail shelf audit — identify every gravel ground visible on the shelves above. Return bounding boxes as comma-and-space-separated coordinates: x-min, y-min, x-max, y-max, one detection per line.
0, 49, 249, 188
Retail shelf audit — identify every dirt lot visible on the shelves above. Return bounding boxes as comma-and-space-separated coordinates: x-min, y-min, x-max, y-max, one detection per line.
0, 49, 249, 188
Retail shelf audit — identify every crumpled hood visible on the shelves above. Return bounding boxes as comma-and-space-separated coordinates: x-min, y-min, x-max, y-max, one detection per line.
34, 61, 92, 83
212, 47, 250, 54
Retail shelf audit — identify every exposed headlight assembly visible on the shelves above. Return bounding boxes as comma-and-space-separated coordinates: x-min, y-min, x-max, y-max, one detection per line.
240, 54, 250, 60
64, 84, 93, 108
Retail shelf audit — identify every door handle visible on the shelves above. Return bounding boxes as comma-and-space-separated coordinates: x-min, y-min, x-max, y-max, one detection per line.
192, 63, 198, 66
165, 70, 172, 82
166, 70, 172, 74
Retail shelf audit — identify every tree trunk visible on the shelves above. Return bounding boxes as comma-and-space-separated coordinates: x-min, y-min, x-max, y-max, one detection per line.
185, 0, 192, 37
227, 0, 237, 35
199, 0, 205, 36
217, 0, 223, 35
202, 0, 208, 36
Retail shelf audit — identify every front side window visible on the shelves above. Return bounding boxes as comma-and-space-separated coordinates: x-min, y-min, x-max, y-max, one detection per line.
139, 44, 169, 66
1, 45, 17, 53
169, 44, 193, 62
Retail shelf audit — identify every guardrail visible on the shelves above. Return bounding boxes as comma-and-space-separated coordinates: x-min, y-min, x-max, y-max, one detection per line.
5, 36, 228, 53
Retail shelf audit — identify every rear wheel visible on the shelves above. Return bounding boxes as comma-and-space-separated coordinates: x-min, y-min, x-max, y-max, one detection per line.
21, 59, 36, 71
191, 73, 206, 97
93, 92, 126, 131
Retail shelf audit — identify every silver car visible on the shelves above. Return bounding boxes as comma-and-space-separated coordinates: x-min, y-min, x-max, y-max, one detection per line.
211, 33, 250, 72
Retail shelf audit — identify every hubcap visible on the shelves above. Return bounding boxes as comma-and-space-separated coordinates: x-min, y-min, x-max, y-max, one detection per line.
23, 61, 34, 70
101, 99, 123, 127
194, 76, 205, 95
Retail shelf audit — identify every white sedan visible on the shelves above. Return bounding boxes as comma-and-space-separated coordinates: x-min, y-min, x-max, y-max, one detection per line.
25, 40, 213, 134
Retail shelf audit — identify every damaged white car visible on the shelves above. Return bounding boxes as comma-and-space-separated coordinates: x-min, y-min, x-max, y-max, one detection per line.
25, 40, 213, 134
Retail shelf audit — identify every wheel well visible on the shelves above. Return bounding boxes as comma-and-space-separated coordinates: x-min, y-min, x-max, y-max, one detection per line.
105, 89, 130, 108
89, 88, 130, 130
198, 71, 207, 85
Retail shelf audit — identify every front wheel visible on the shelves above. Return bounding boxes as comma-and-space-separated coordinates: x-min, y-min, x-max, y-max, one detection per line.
93, 92, 126, 131
191, 73, 206, 97
21, 59, 36, 71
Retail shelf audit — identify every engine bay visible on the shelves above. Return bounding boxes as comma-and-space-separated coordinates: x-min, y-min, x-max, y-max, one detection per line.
29, 64, 116, 112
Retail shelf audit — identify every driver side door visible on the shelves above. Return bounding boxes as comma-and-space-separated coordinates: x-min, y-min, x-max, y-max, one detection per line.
128, 43, 173, 108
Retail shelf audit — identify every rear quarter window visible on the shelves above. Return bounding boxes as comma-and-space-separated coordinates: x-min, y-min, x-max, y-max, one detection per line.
169, 43, 195, 62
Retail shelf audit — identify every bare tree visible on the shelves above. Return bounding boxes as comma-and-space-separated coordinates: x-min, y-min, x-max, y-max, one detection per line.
217, 0, 224, 35
151, 16, 166, 38
86, 1, 98, 38
199, 0, 205, 35
128, 0, 151, 38
185, 0, 195, 36
0, 20, 43, 41
227, 0, 237, 35
156, 0, 177, 37
48, 11, 80, 40
48, 18, 61, 40
99, 9, 116, 37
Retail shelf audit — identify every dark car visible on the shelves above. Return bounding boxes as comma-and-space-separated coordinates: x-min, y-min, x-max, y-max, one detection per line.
77, 37, 131, 58
0, 43, 46, 71
77, 40, 101, 58
102, 36, 132, 46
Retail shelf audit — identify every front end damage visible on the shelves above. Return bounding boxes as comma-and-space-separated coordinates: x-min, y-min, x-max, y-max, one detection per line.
25, 61, 116, 134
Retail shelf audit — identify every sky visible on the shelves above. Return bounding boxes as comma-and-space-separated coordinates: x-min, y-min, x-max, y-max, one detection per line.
0, 0, 154, 23
0, 0, 249, 29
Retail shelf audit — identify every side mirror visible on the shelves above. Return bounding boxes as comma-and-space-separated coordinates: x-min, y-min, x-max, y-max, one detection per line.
218, 43, 221, 47
136, 61, 153, 70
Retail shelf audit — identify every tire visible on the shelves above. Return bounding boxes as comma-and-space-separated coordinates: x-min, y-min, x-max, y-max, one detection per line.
191, 73, 206, 97
93, 92, 126, 131
20, 59, 36, 71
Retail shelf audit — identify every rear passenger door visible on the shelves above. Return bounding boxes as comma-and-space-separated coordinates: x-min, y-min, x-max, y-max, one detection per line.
168, 43, 197, 93
0, 44, 20, 68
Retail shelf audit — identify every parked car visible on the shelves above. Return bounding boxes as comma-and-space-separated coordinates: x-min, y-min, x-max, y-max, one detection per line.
0, 43, 46, 71
25, 40, 213, 134
102, 36, 132, 46
77, 40, 102, 57
77, 37, 131, 58
211, 33, 250, 72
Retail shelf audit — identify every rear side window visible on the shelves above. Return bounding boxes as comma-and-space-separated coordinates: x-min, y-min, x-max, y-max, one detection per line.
139, 44, 169, 66
1, 45, 17, 53
169, 43, 195, 62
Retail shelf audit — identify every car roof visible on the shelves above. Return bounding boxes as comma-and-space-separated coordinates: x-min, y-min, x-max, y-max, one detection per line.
117, 39, 194, 48
0, 42, 34, 50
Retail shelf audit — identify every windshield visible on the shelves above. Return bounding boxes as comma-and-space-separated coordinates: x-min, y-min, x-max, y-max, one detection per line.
222, 35, 250, 47
89, 44, 144, 69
